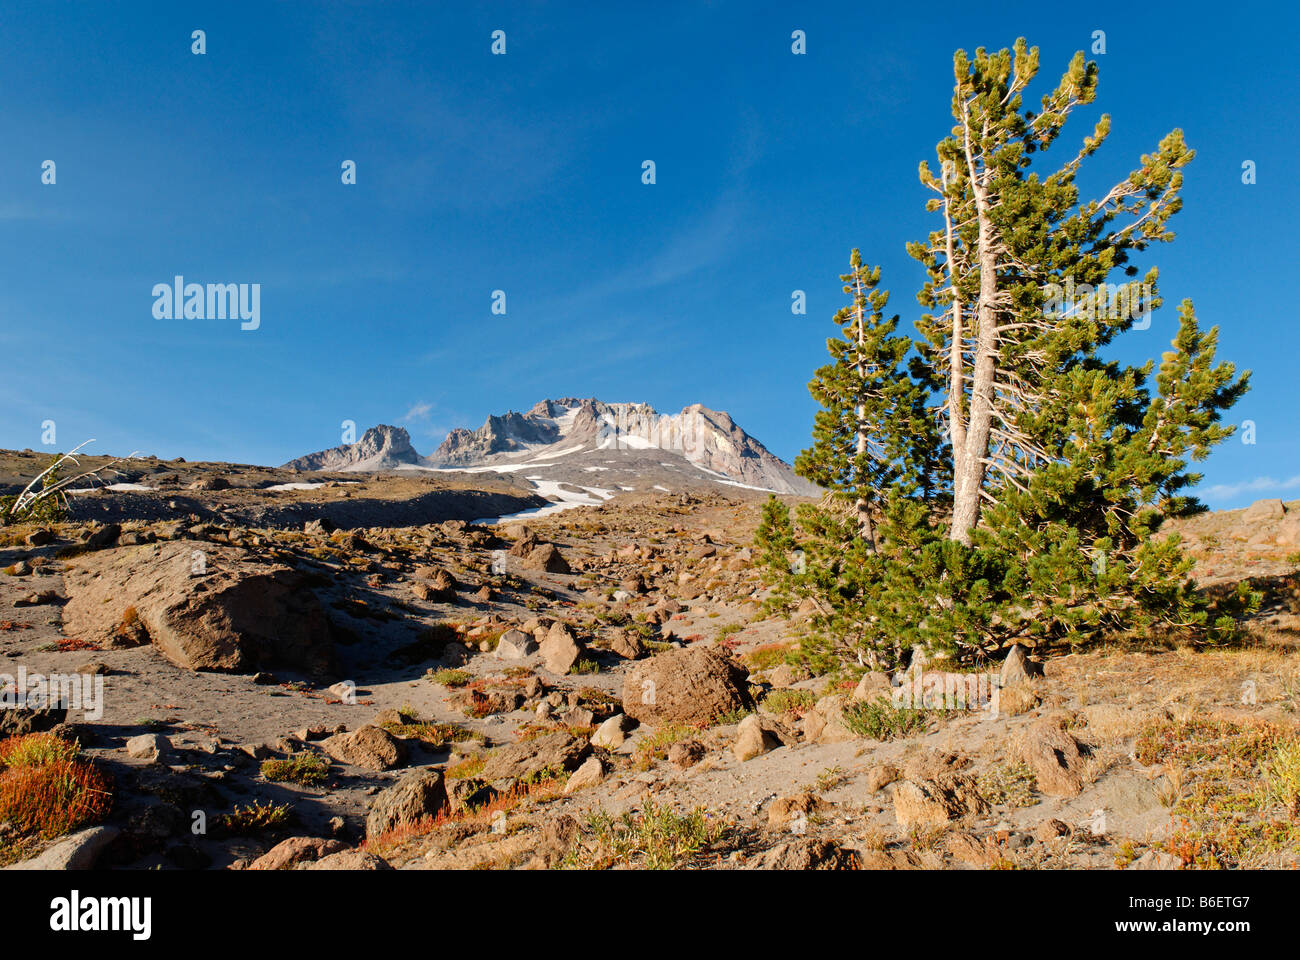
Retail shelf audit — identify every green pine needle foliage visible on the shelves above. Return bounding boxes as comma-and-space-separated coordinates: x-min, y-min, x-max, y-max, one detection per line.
758, 39, 1259, 672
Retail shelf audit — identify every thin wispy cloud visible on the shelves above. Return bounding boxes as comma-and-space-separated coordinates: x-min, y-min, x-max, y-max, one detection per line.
1201, 474, 1300, 502
400, 402, 433, 422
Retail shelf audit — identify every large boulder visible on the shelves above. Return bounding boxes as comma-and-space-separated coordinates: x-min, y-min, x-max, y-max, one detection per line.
62, 540, 336, 675
1242, 498, 1285, 522
365, 768, 447, 838
522, 543, 570, 574
321, 725, 407, 771
622, 647, 753, 725
539, 622, 583, 675
495, 629, 538, 660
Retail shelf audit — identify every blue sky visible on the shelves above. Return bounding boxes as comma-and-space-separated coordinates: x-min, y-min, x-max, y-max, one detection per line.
1, 2, 1295, 509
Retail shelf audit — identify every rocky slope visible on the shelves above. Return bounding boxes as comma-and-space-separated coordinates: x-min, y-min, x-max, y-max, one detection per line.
2, 464, 1299, 872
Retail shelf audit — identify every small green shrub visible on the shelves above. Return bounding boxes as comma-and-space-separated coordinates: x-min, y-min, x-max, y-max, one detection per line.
220, 800, 292, 835
562, 801, 727, 870
761, 688, 816, 716
427, 668, 473, 687
841, 696, 929, 740
260, 753, 330, 786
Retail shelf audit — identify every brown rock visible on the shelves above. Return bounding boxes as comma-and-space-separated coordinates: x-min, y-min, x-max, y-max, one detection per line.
767, 792, 826, 830
1019, 714, 1088, 797
622, 646, 753, 725
748, 838, 858, 870
539, 621, 582, 675
523, 543, 570, 574
770, 662, 812, 689
365, 768, 447, 837
0, 707, 67, 738
248, 836, 347, 870
495, 628, 538, 660
508, 533, 539, 558
302, 850, 392, 870
892, 774, 988, 829
82, 524, 122, 550
321, 725, 407, 771
478, 732, 591, 783
1242, 498, 1285, 522
563, 756, 606, 793
1000, 643, 1044, 687
1035, 818, 1072, 841
446, 777, 497, 814
851, 672, 891, 701
856, 849, 923, 869
1276, 516, 1300, 547
864, 763, 900, 793
806, 695, 856, 744
607, 628, 645, 660
666, 739, 705, 768
591, 714, 627, 749
734, 713, 780, 761
945, 831, 1001, 867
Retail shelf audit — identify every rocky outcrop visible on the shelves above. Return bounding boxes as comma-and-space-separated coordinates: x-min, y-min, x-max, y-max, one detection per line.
283, 425, 420, 472
522, 543, 571, 574
62, 541, 336, 675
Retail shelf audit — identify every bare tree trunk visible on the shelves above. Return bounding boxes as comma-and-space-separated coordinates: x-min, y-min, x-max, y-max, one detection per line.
943, 192, 967, 505
853, 283, 877, 551
950, 110, 998, 547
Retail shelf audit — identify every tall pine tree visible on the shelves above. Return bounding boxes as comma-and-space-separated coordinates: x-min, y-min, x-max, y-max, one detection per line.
795, 250, 938, 550
762, 39, 1254, 671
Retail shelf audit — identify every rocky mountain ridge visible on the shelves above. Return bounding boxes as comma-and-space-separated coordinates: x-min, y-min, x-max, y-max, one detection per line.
285, 398, 819, 499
